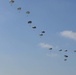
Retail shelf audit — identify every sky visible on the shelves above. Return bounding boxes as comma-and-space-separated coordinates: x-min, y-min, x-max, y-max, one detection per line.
0, 0, 76, 75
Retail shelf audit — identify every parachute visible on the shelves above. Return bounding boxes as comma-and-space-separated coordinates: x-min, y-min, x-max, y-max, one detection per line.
28, 21, 32, 24
64, 59, 67, 61
65, 50, 68, 52
26, 11, 30, 14
17, 7, 21, 10
32, 26, 36, 29
59, 49, 62, 51
64, 55, 68, 61
49, 48, 52, 50
39, 33, 43, 36
9, 0, 14, 5
41, 31, 45, 33
74, 50, 76, 52
26, 11, 30, 16
64, 55, 68, 58
17, 7, 21, 12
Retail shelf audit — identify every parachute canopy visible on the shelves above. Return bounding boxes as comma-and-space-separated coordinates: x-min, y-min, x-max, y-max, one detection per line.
26, 11, 30, 14
32, 26, 36, 29
64, 55, 68, 58
64, 59, 67, 61
49, 48, 52, 50
65, 50, 68, 52
28, 21, 32, 24
17, 7, 21, 10
39, 33, 43, 36
9, 0, 14, 5
74, 50, 76, 52
41, 31, 45, 33
59, 49, 62, 51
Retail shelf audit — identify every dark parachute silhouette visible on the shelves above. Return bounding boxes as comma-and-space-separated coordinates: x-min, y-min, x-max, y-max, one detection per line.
17, 7, 21, 12
64, 59, 67, 61
65, 50, 68, 52
64, 55, 68, 58
26, 11, 30, 16
59, 49, 62, 51
39, 33, 43, 36
9, 0, 14, 5
74, 50, 76, 52
41, 31, 45, 33
28, 21, 32, 24
49, 48, 52, 50
39, 31, 45, 36
26, 11, 30, 14
64, 55, 68, 61
32, 26, 36, 29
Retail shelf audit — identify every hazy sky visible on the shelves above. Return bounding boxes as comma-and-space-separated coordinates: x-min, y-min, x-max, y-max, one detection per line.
0, 0, 76, 75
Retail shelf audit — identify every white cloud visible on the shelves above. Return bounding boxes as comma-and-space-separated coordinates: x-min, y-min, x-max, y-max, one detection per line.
60, 30, 76, 40
46, 53, 59, 58
39, 43, 53, 49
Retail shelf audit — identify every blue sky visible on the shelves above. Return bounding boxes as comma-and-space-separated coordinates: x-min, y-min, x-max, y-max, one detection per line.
0, 0, 76, 75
